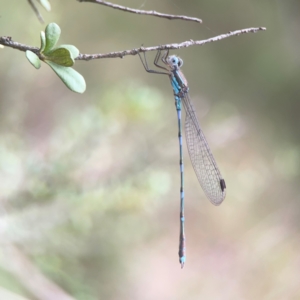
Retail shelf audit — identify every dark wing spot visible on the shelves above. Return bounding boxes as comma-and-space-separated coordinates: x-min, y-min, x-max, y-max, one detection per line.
220, 179, 226, 192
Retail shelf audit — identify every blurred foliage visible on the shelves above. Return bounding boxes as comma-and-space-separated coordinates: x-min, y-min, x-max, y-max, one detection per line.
1, 0, 300, 299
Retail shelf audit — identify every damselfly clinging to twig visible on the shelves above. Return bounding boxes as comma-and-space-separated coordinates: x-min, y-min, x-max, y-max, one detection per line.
138, 50, 226, 268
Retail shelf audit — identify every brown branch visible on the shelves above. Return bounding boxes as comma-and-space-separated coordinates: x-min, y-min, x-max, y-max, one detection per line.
0, 27, 266, 61
0, 36, 42, 57
78, 0, 202, 24
77, 27, 266, 60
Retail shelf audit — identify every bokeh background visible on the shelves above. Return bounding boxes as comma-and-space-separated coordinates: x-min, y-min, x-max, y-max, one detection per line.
1, 0, 300, 299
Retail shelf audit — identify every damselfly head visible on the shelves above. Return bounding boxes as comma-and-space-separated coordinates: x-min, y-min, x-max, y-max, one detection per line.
166, 55, 183, 70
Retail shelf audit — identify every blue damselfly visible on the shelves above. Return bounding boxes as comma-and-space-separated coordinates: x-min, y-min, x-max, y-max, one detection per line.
138, 50, 226, 268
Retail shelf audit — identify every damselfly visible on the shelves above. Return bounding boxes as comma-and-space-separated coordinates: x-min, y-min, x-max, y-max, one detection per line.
138, 50, 226, 268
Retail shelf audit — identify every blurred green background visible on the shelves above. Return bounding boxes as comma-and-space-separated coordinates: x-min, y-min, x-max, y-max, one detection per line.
1, 0, 300, 299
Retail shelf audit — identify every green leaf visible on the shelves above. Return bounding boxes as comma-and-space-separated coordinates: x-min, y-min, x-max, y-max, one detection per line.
45, 48, 74, 67
45, 61, 86, 93
39, 0, 51, 11
40, 31, 46, 52
59, 45, 80, 59
26, 50, 41, 69
44, 23, 61, 54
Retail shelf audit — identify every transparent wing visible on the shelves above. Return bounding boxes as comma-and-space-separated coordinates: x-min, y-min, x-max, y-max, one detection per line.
182, 94, 226, 205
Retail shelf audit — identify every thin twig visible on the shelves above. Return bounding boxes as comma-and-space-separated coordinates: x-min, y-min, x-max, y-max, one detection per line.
78, 0, 202, 24
0, 36, 40, 54
27, 0, 44, 23
77, 27, 266, 60
0, 27, 266, 61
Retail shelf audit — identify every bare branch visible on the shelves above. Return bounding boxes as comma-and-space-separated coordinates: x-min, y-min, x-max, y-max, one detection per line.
27, 0, 44, 23
77, 27, 266, 60
78, 0, 202, 24
0, 36, 41, 55
0, 27, 266, 62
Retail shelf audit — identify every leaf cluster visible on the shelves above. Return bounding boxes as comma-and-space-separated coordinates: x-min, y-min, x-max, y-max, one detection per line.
26, 23, 86, 93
